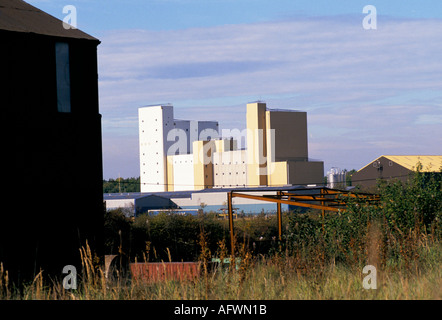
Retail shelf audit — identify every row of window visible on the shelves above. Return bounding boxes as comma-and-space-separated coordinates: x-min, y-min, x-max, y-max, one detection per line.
214, 161, 246, 165
215, 172, 246, 175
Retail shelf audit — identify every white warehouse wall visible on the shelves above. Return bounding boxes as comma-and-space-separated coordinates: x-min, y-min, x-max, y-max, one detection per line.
213, 150, 248, 188
139, 105, 174, 192
171, 154, 195, 191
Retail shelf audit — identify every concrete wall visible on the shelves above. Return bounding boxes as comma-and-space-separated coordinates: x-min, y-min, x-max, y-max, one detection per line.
193, 140, 216, 190
287, 160, 324, 185
139, 105, 173, 192
267, 161, 289, 186
213, 149, 248, 187
246, 102, 268, 187
266, 110, 308, 162
170, 154, 195, 191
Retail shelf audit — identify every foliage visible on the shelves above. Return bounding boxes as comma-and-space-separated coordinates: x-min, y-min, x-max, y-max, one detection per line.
103, 177, 140, 193
284, 164, 442, 270
103, 209, 132, 256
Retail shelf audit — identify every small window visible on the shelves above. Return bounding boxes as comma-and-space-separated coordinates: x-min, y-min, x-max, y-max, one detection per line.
55, 42, 71, 113
389, 161, 393, 166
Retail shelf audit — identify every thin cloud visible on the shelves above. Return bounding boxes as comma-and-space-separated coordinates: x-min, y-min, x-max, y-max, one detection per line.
97, 16, 442, 177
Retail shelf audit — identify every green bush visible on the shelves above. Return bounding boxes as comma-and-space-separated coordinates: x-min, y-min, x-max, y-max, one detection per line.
284, 165, 442, 269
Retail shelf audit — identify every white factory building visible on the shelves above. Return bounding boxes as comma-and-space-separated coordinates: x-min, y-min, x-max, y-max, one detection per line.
139, 104, 219, 192
138, 101, 324, 193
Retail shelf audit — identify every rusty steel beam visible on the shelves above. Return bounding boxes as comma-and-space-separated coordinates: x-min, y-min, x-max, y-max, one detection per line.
226, 187, 379, 255
231, 192, 344, 212
277, 191, 282, 241
227, 191, 235, 256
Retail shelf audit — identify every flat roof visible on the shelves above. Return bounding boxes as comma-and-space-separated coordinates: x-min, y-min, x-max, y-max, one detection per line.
104, 185, 326, 201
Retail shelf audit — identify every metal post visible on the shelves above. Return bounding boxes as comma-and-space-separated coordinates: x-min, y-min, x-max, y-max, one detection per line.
228, 191, 235, 256
277, 191, 282, 241
320, 188, 325, 233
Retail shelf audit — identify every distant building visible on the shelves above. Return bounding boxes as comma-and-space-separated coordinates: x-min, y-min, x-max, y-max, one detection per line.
0, 0, 103, 282
138, 105, 219, 192
104, 194, 179, 217
352, 155, 442, 189
104, 185, 322, 215
138, 102, 324, 192
327, 168, 347, 189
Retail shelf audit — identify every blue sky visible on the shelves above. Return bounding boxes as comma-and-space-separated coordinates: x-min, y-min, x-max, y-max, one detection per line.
27, 0, 442, 32
28, 1, 442, 179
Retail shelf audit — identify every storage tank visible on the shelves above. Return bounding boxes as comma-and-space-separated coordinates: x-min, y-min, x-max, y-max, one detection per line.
327, 167, 347, 189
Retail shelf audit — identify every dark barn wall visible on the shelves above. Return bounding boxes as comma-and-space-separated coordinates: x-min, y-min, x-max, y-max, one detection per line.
352, 156, 413, 190
0, 30, 103, 283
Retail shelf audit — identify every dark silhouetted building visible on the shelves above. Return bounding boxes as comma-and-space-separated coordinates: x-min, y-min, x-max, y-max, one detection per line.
0, 0, 103, 284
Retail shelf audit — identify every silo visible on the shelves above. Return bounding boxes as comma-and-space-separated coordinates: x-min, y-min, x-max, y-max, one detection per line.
327, 167, 347, 189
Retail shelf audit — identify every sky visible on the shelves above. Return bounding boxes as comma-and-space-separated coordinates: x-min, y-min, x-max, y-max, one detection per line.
27, 0, 442, 179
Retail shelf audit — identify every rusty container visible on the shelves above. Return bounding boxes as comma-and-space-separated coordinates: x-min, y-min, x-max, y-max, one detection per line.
130, 262, 201, 283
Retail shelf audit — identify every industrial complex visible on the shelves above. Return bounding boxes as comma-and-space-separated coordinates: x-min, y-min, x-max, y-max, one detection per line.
104, 102, 442, 216
139, 101, 324, 192
106, 102, 326, 215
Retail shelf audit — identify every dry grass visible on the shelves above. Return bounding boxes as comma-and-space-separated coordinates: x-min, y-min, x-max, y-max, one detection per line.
1, 239, 440, 300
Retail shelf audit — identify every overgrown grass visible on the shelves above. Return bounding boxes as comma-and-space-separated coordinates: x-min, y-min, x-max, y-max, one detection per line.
1, 167, 441, 300
1, 237, 440, 300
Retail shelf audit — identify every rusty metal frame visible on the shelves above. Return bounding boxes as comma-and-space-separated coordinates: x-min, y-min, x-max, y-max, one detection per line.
227, 187, 379, 255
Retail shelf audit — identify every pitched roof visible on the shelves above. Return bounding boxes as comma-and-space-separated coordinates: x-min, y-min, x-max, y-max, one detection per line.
0, 0, 98, 41
358, 155, 442, 172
